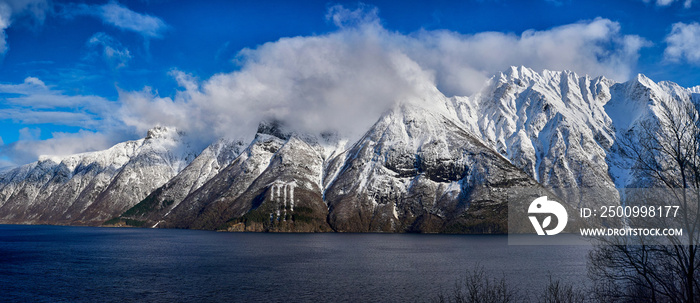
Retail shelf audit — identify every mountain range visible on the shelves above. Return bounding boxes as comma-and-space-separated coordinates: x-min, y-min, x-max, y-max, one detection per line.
0, 66, 694, 233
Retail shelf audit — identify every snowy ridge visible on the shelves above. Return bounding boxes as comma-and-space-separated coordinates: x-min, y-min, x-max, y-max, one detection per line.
0, 126, 198, 224
323, 102, 540, 232
1, 67, 699, 232
449, 67, 619, 207
426, 67, 700, 208
110, 137, 245, 225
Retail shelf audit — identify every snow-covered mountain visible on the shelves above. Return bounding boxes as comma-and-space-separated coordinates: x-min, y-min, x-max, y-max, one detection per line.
0, 126, 198, 225
440, 67, 700, 209
0, 66, 696, 232
461, 67, 620, 208
323, 103, 544, 232
119, 122, 339, 231
106, 137, 245, 227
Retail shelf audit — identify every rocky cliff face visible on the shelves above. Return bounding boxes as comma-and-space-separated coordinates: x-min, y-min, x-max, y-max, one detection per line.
449, 67, 619, 209
1, 67, 698, 232
323, 103, 541, 232
112, 122, 336, 232
104, 138, 244, 227
444, 67, 700, 209
111, 103, 543, 233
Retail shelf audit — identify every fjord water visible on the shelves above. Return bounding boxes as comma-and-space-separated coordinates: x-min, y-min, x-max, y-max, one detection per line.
0, 225, 588, 302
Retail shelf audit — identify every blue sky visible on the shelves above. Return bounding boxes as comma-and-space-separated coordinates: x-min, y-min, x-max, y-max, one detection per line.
1, 0, 700, 168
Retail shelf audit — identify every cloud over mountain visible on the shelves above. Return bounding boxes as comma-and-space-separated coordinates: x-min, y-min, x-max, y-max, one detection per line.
115, 5, 648, 147
0, 4, 652, 167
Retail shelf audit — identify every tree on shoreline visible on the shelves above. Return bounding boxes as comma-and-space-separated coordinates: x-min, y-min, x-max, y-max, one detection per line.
589, 98, 700, 302
432, 266, 585, 303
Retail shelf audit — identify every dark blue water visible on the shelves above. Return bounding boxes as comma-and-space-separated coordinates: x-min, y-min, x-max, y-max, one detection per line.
0, 225, 590, 302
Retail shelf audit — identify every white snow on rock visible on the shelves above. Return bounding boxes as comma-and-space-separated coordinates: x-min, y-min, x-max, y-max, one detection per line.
0, 66, 698, 226
0, 126, 199, 224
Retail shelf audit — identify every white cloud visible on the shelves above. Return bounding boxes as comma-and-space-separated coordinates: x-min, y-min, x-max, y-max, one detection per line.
0, 136, 4, 146
325, 4, 380, 28
118, 25, 438, 144
64, 1, 167, 38
118, 87, 191, 136
0, 75, 126, 166
0, 159, 12, 172
0, 76, 116, 127
641, 0, 694, 7
87, 32, 132, 68
0, 75, 46, 93
4, 0, 50, 23
404, 17, 648, 95
0, 3, 10, 54
18, 127, 40, 141
0, 76, 113, 109
115, 8, 648, 147
0, 109, 102, 127
22, 76, 43, 86
1, 130, 117, 165
0, 0, 49, 55
99, 1, 166, 38
664, 22, 700, 64
1, 5, 651, 167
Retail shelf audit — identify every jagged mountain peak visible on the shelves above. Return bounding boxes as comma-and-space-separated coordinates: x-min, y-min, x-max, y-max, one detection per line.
4, 66, 700, 233
496, 66, 594, 90
145, 126, 183, 140
633, 73, 657, 88
494, 66, 614, 90
255, 120, 292, 140
501, 65, 539, 81
0, 124, 200, 225
657, 80, 695, 99
614, 73, 686, 108
323, 94, 543, 232
456, 66, 621, 204
604, 74, 695, 134
379, 102, 464, 143
36, 155, 61, 164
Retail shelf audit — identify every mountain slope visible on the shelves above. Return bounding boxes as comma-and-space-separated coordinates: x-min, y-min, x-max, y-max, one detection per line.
1, 66, 698, 233
106, 138, 244, 227
324, 103, 544, 232
454, 67, 618, 208
0, 127, 196, 225
153, 125, 332, 232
